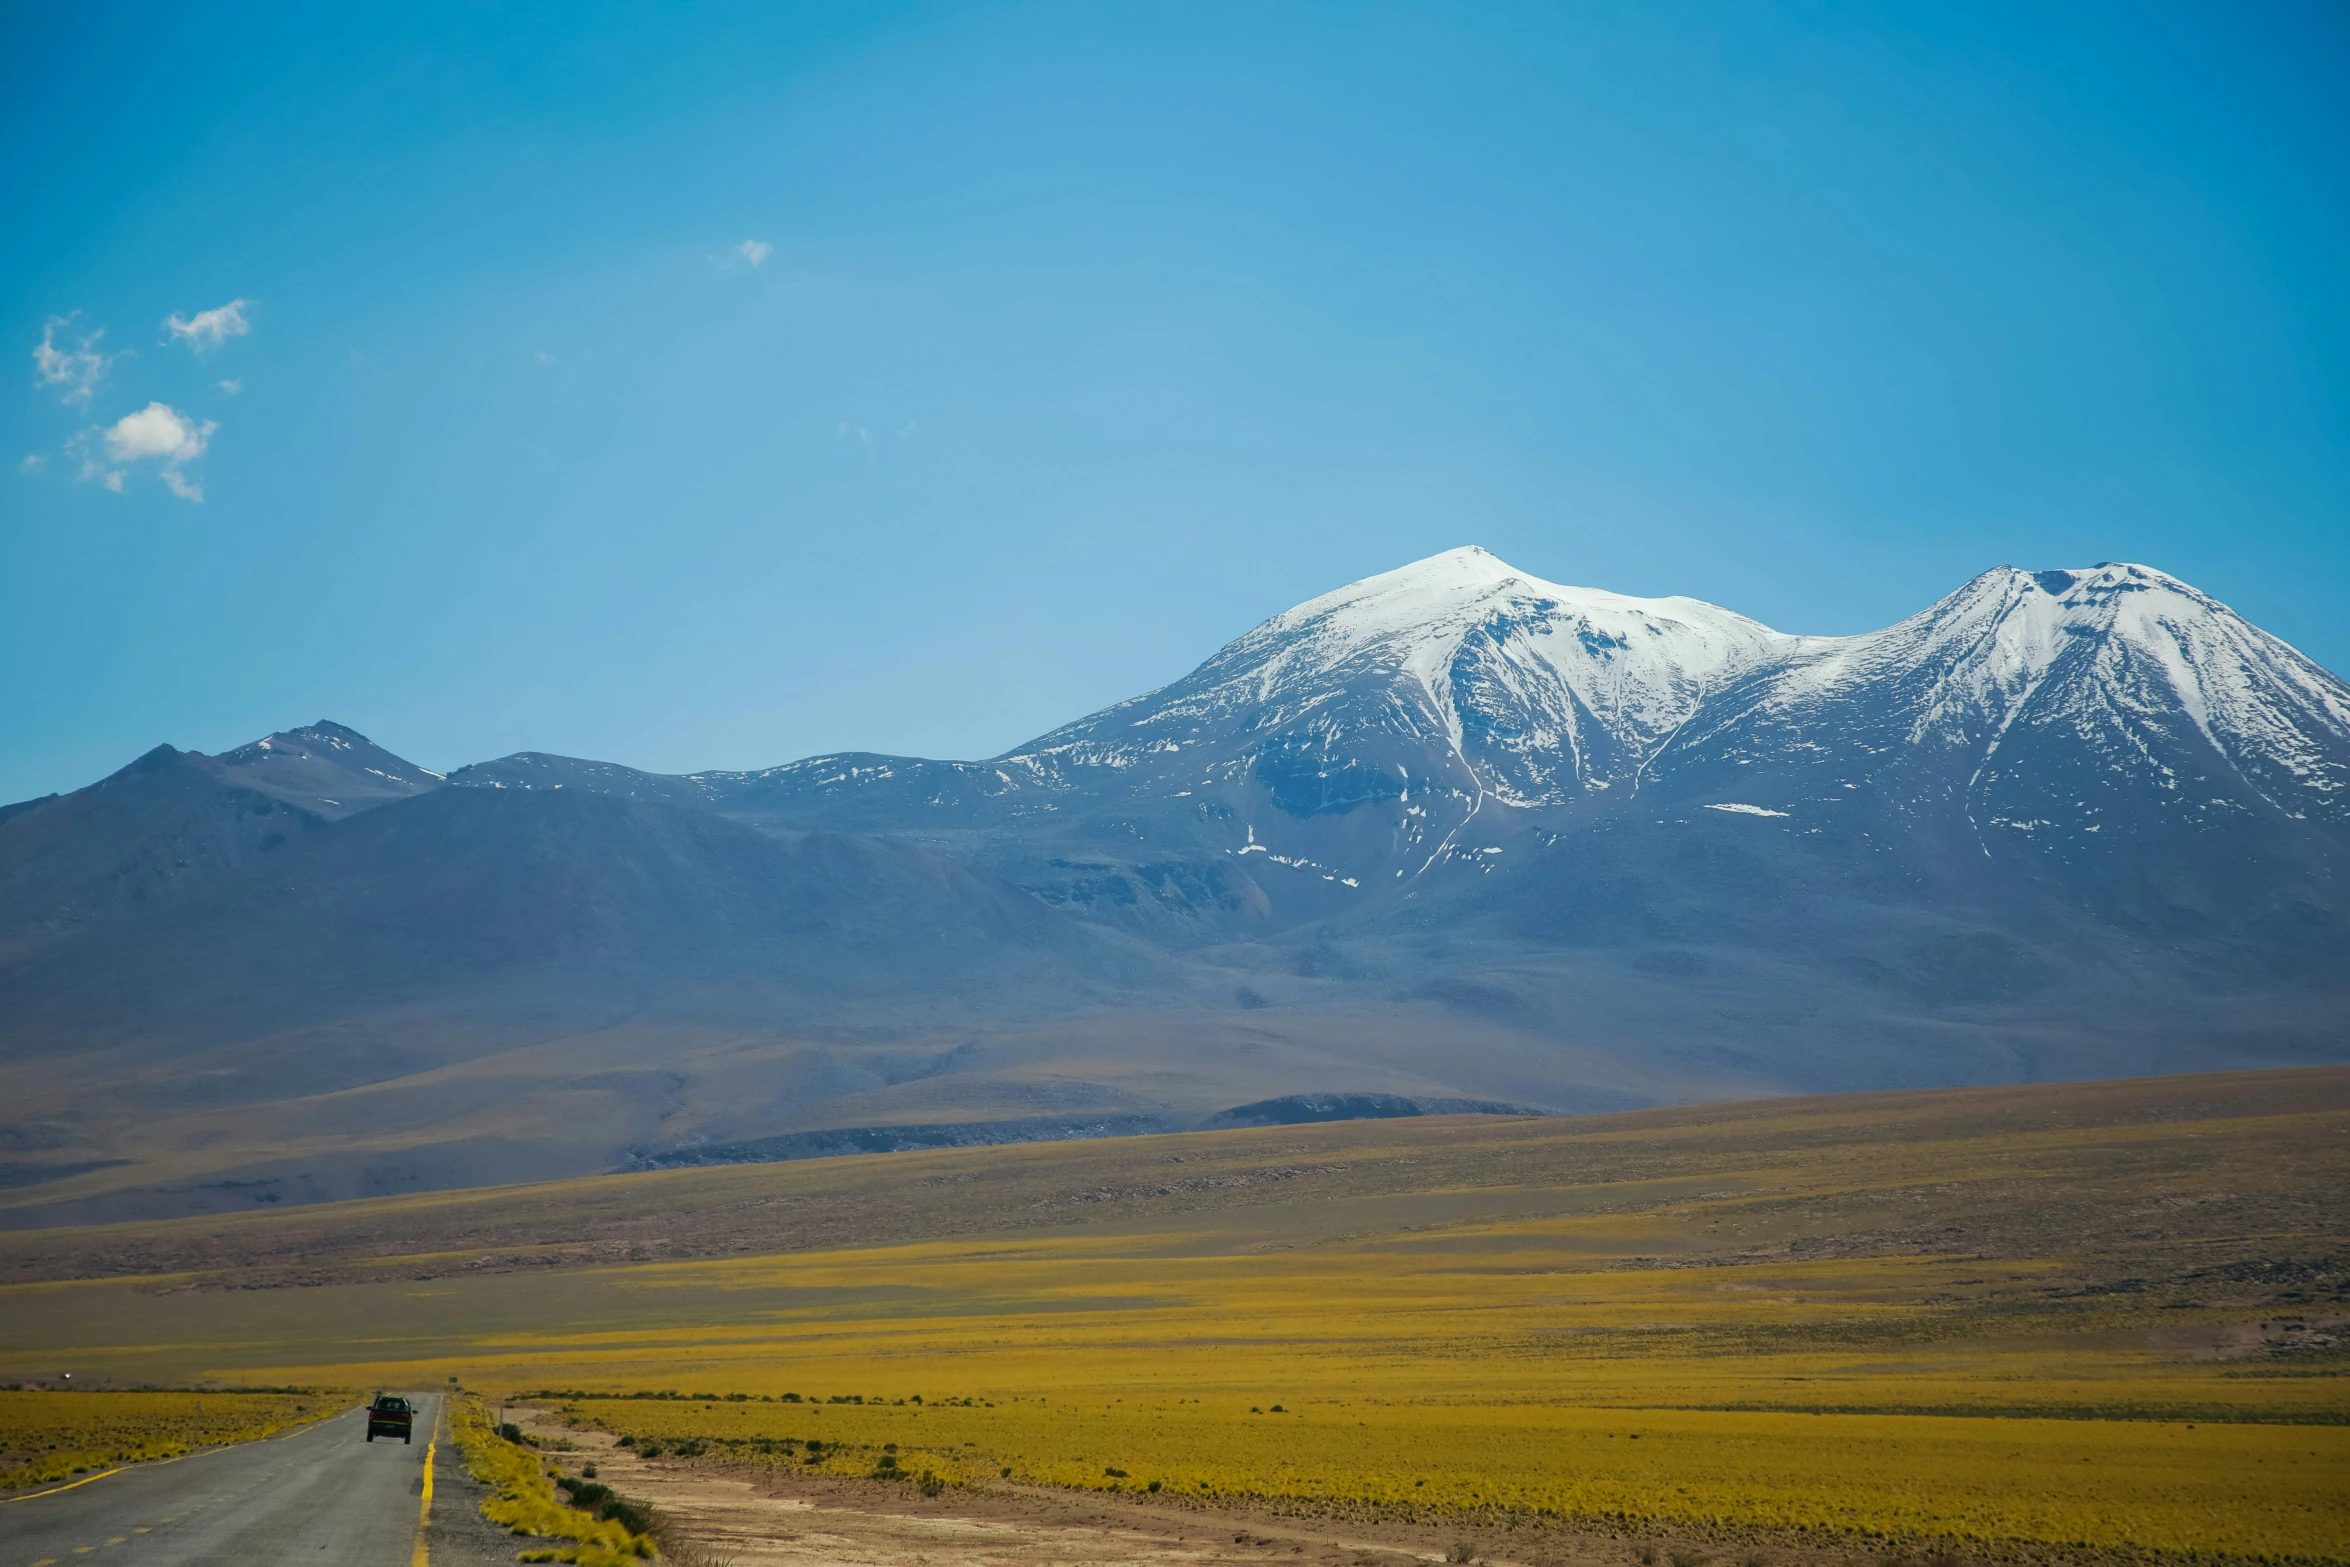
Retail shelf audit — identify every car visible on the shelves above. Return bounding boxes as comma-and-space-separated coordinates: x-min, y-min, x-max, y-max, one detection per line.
366, 1394, 415, 1444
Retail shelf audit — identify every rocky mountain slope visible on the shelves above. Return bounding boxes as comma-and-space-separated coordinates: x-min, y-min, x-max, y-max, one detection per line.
3, 549, 2343, 1223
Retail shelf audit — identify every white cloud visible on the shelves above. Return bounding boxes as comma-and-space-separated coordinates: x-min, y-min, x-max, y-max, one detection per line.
105, 402, 210, 462
96, 401, 216, 502
33, 316, 116, 405
19, 453, 47, 475
163, 298, 252, 354
738, 239, 773, 266
218, 378, 242, 395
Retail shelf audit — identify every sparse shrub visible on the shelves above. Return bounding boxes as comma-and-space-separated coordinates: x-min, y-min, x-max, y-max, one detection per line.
919, 1469, 945, 1496
1446, 1542, 1477, 1563
1147, 1479, 1162, 1492
601, 1496, 657, 1536
1669, 1551, 1709, 1567
555, 1476, 616, 1512
1104, 1465, 1128, 1477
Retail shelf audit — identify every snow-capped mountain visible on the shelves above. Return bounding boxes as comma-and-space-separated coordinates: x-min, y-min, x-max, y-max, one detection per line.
440, 549, 2350, 951
632, 549, 2350, 932
5, 548, 2346, 1220
1098, 550, 2350, 836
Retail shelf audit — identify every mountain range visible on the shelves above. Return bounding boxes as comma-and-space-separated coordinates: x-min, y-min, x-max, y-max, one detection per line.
5, 547, 2345, 1226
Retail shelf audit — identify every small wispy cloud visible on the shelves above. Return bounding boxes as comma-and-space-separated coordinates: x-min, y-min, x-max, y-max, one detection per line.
33, 315, 117, 406
19, 453, 48, 475
738, 239, 773, 266
164, 298, 252, 354
218, 378, 243, 395
838, 421, 917, 448
89, 401, 217, 502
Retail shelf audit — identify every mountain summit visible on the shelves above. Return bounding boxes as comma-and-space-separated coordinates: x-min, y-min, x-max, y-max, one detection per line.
3, 550, 2345, 1223
1021, 545, 1794, 810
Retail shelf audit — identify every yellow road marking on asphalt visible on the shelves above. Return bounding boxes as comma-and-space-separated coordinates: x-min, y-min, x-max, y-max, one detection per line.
411, 1427, 437, 1567
0, 1470, 121, 1505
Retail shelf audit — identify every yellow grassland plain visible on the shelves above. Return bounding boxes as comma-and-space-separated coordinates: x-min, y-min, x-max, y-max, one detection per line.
0, 1068, 2343, 1559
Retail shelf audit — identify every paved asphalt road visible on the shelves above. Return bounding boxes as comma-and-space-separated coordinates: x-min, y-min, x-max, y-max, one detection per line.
0, 1395, 515, 1567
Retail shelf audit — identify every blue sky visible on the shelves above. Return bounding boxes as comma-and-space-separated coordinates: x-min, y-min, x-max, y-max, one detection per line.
6, 2, 2347, 801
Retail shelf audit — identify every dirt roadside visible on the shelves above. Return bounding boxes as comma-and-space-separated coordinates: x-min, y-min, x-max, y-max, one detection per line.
512, 1408, 1440, 1567
502, 1410, 1993, 1567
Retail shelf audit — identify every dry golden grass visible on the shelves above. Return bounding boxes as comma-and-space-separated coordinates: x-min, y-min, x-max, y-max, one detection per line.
551, 1390, 2347, 1559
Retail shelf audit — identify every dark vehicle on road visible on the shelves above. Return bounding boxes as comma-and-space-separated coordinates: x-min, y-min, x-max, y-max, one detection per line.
365, 1394, 414, 1443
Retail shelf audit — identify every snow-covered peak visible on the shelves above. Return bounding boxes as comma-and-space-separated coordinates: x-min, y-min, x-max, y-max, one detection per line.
1249, 546, 1785, 675
1257, 544, 1524, 633
2034, 563, 2350, 807
1224, 546, 1791, 709
1735, 561, 2350, 818
1016, 548, 1802, 805
1778, 563, 2338, 720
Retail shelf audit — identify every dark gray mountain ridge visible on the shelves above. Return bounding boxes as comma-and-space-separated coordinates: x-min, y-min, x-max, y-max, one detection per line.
3, 549, 2344, 1223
